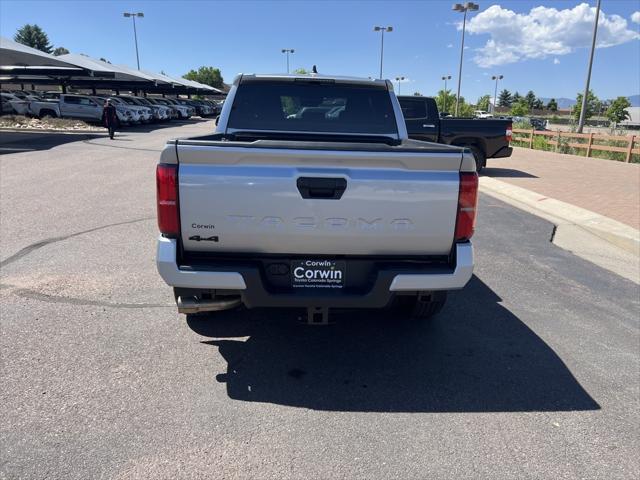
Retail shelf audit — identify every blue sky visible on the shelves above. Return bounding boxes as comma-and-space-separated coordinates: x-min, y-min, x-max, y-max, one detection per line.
1, 0, 639, 101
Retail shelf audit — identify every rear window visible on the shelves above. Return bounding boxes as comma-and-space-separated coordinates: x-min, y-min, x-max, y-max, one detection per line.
400, 98, 428, 119
227, 81, 397, 135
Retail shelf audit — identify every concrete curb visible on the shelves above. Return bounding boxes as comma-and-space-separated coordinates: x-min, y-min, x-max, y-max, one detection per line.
479, 177, 640, 256
0, 128, 107, 135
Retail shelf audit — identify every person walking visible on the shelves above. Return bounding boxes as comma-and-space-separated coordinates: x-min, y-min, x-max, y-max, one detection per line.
102, 99, 118, 139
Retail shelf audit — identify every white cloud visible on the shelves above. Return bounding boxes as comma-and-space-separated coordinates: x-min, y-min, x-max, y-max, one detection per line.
447, 43, 454, 48
553, 58, 560, 64
465, 3, 640, 68
631, 11, 640, 24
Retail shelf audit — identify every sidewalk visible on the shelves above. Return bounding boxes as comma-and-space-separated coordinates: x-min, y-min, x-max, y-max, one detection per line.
483, 147, 640, 230
480, 147, 639, 283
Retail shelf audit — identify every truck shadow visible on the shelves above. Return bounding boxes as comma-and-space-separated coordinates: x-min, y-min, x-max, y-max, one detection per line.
481, 167, 538, 178
187, 275, 599, 413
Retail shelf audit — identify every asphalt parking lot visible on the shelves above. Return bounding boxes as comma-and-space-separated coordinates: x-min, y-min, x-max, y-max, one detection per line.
1, 123, 638, 479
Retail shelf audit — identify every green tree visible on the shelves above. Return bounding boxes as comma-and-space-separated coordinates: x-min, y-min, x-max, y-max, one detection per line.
510, 100, 530, 117
183, 66, 224, 88
476, 94, 491, 111
293, 68, 309, 74
413, 92, 423, 96
52, 46, 69, 56
435, 89, 456, 114
605, 96, 631, 124
99, 57, 111, 64
571, 90, 600, 121
498, 89, 512, 107
281, 97, 301, 116
533, 98, 544, 110
512, 91, 522, 103
525, 90, 537, 109
14, 24, 53, 53
546, 98, 558, 112
457, 101, 475, 117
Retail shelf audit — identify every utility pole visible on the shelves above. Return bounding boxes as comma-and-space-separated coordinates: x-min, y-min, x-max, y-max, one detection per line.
577, 0, 601, 133
123, 12, 144, 69
373, 26, 393, 79
452, 2, 479, 116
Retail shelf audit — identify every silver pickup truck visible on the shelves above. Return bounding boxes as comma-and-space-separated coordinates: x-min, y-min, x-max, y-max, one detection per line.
156, 74, 478, 323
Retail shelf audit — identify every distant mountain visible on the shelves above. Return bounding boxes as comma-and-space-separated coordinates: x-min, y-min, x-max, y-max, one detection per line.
538, 95, 640, 109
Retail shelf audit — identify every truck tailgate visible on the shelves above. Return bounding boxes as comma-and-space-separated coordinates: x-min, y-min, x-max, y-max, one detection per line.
176, 142, 463, 256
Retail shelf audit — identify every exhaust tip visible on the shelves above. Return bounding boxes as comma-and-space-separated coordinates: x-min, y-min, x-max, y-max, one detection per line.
177, 296, 242, 314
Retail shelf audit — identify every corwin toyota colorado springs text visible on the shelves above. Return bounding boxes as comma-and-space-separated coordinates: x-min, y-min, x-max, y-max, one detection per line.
156, 73, 479, 323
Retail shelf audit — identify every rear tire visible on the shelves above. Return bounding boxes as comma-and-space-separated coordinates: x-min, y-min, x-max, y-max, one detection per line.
390, 292, 447, 322
466, 145, 486, 173
39, 109, 57, 119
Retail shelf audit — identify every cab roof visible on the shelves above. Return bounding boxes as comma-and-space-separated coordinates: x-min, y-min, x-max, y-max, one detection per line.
234, 73, 392, 88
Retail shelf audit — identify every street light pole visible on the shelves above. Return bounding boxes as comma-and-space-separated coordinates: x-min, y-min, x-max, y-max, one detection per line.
577, 0, 601, 133
491, 74, 503, 113
453, 2, 479, 116
123, 12, 144, 70
281, 49, 295, 74
373, 26, 393, 79
395, 76, 405, 95
442, 75, 451, 112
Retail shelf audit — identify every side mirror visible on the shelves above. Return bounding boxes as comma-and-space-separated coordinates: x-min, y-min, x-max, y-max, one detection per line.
214, 115, 220, 126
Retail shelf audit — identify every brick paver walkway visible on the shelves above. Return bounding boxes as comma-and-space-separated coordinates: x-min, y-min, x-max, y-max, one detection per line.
483, 147, 640, 230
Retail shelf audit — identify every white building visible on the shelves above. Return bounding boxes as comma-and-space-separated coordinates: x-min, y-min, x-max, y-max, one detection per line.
620, 106, 640, 127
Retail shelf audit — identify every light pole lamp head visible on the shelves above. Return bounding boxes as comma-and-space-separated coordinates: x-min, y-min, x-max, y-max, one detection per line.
136, 12, 144, 17
374, 26, 393, 32
453, 2, 479, 11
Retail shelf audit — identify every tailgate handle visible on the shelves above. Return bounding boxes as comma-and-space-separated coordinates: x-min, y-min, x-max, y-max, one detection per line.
297, 177, 347, 200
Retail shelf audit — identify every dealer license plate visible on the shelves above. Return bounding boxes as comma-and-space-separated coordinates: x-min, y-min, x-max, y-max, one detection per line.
291, 260, 346, 289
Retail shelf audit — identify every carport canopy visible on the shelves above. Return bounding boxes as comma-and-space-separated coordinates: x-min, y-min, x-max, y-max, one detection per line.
1, 40, 224, 95
56, 53, 152, 83
0, 36, 83, 69
139, 69, 221, 93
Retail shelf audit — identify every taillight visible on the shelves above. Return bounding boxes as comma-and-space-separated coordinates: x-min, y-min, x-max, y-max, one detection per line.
506, 123, 512, 143
455, 172, 479, 242
156, 164, 180, 237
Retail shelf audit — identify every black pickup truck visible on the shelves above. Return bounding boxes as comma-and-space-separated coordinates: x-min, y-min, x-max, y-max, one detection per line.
398, 96, 513, 171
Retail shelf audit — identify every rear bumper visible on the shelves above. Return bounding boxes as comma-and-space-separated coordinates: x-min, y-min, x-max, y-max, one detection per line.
156, 236, 473, 308
490, 145, 513, 158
